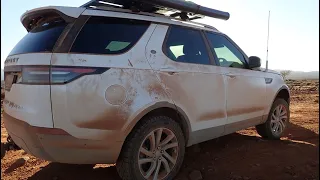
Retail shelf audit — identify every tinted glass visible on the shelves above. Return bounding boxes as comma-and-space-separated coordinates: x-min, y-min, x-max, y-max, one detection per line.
164, 25, 210, 65
70, 17, 150, 54
206, 32, 246, 69
9, 19, 67, 55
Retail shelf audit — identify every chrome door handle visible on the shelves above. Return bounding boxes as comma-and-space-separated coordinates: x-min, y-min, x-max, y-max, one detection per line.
226, 73, 236, 78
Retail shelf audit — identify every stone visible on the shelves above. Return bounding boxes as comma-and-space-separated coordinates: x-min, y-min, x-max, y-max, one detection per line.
5, 157, 29, 173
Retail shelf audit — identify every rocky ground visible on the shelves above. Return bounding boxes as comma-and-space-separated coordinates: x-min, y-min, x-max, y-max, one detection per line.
1, 79, 319, 180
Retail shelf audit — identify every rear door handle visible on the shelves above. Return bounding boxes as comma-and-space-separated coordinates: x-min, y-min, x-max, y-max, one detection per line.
226, 73, 236, 79
160, 67, 178, 75
167, 71, 177, 75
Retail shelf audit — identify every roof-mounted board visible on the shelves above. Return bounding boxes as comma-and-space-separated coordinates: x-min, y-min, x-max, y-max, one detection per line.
80, 0, 230, 21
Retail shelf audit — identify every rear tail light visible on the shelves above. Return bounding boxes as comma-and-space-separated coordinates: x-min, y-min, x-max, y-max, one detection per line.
7, 66, 107, 85
50, 67, 98, 84
22, 66, 50, 84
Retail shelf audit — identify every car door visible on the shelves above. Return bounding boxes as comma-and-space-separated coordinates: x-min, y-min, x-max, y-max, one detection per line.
204, 32, 267, 134
146, 24, 227, 146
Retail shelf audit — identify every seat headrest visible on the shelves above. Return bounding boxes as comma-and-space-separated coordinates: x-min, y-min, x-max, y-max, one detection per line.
183, 43, 199, 55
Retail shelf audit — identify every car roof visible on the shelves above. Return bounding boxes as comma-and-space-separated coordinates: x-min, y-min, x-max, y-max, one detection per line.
21, 6, 223, 34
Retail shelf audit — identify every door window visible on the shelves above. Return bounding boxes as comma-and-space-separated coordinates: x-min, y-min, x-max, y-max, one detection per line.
205, 32, 246, 69
164, 25, 211, 65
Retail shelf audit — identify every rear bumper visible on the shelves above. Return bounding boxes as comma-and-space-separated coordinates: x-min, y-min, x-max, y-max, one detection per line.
3, 112, 123, 164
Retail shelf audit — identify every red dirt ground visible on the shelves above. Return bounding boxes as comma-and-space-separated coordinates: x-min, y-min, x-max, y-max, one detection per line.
1, 80, 319, 180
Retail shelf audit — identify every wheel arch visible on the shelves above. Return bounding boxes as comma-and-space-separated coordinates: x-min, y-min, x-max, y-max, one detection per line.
122, 101, 191, 146
273, 85, 290, 105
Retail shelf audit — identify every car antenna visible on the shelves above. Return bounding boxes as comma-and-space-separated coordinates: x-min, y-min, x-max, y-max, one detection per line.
265, 10, 270, 71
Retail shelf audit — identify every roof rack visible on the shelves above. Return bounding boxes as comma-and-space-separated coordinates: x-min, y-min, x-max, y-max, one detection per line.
80, 0, 230, 21
87, 5, 218, 31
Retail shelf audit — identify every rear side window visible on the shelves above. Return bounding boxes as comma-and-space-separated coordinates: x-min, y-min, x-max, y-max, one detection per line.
164, 25, 210, 65
70, 17, 150, 54
9, 19, 67, 56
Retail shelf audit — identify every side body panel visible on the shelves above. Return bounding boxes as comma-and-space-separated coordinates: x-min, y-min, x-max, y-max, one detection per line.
50, 23, 174, 143
145, 24, 228, 146
222, 68, 267, 134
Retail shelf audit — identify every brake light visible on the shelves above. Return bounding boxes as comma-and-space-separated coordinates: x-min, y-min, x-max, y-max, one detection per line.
22, 66, 50, 84
50, 67, 97, 84
18, 66, 107, 84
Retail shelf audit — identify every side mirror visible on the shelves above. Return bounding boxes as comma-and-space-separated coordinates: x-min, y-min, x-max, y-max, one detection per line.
248, 56, 261, 69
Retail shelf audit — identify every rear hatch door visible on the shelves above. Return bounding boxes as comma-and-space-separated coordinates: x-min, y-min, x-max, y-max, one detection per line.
3, 7, 84, 128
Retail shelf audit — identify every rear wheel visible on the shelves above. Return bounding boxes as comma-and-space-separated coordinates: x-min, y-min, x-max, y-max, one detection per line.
116, 116, 185, 180
256, 98, 290, 139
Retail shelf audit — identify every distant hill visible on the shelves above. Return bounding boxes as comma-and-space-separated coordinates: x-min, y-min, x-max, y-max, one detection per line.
287, 71, 319, 80
275, 70, 319, 80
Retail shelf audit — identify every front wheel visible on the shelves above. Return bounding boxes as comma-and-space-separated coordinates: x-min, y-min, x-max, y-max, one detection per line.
256, 98, 290, 139
116, 116, 185, 180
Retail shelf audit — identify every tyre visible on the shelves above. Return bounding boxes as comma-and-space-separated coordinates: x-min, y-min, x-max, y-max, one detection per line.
256, 98, 290, 139
116, 116, 185, 180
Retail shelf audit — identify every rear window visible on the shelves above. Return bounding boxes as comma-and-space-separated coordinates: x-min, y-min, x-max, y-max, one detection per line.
9, 19, 67, 56
70, 17, 150, 55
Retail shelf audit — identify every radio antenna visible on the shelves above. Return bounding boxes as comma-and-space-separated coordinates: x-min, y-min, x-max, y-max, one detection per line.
266, 10, 270, 71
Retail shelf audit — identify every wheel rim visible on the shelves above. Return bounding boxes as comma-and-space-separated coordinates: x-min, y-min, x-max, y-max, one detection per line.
270, 104, 288, 136
138, 128, 179, 180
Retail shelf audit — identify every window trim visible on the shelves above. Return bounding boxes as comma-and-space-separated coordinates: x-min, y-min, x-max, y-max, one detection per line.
67, 16, 152, 55
204, 31, 250, 69
162, 24, 216, 66
53, 15, 91, 53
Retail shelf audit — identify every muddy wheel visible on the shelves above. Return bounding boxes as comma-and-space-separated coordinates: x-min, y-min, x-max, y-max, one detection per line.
116, 116, 185, 180
1, 143, 6, 159
256, 98, 290, 139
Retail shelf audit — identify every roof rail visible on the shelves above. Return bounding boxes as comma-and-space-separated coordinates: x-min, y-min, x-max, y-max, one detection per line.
80, 0, 230, 21
89, 5, 218, 31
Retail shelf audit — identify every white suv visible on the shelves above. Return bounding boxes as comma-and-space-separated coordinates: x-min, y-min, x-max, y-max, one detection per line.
3, 1, 290, 179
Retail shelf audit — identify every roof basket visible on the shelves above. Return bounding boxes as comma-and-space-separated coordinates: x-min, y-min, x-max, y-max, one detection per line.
80, 0, 230, 21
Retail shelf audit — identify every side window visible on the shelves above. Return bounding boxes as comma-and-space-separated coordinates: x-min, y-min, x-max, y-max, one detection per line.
205, 32, 246, 69
164, 25, 210, 65
70, 16, 150, 54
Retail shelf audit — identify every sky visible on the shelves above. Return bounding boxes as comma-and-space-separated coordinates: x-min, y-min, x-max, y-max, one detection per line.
1, 0, 319, 72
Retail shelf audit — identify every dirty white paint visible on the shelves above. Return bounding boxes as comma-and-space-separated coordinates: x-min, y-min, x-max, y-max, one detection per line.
3, 53, 53, 128
4, 7, 288, 149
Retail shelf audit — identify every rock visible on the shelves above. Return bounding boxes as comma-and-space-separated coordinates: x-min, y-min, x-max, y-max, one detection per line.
5, 157, 29, 173
189, 170, 203, 180
13, 157, 28, 167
